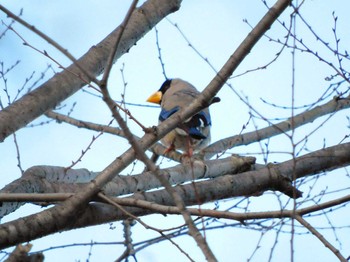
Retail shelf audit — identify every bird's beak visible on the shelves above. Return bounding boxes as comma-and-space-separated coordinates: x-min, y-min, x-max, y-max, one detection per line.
146, 91, 162, 104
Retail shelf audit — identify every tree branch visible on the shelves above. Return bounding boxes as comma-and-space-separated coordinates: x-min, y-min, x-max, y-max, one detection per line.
295, 215, 347, 262
201, 95, 350, 159
0, 0, 182, 142
0, 142, 348, 248
0, 156, 253, 218
45, 110, 184, 161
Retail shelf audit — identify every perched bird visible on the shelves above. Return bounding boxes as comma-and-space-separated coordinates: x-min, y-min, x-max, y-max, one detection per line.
147, 78, 218, 156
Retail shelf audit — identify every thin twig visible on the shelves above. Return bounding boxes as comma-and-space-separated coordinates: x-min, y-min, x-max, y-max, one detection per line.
154, 26, 168, 79
0, 5, 97, 84
100, 0, 139, 87
45, 110, 181, 161
295, 215, 347, 262
64, 131, 104, 170
201, 94, 350, 159
12, 133, 24, 175
97, 193, 195, 262
166, 18, 218, 74
3, 22, 101, 94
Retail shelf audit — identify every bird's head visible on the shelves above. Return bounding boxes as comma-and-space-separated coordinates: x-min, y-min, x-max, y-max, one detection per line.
146, 79, 173, 104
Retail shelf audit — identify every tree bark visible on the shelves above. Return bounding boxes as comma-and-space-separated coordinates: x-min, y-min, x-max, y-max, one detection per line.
0, 142, 348, 248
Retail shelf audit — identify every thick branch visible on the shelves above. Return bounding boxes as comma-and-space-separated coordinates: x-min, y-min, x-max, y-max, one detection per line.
0, 156, 253, 217
0, 0, 182, 142
67, 143, 350, 228
0, 142, 348, 247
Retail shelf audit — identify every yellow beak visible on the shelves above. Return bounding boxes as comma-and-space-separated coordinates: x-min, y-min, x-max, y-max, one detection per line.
146, 91, 162, 104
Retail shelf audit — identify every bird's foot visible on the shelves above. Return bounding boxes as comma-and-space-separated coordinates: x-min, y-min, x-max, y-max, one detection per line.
163, 144, 176, 155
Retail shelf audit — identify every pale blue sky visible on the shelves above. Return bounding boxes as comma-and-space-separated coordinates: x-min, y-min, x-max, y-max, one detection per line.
1, 1, 350, 261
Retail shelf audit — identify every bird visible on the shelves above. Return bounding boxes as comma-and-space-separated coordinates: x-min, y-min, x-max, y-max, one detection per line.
147, 78, 219, 156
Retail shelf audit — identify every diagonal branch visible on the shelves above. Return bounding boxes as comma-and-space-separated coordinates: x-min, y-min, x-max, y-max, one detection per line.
201, 95, 350, 159
0, 0, 182, 142
100, 0, 139, 87
295, 215, 347, 261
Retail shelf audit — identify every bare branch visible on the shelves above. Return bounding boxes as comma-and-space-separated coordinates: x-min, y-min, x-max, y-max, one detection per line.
45, 110, 183, 161
201, 95, 350, 159
295, 215, 347, 262
1, 191, 349, 224
100, 0, 139, 87
1, 142, 348, 247
98, 193, 195, 262
0, 6, 95, 83
0, 155, 253, 217
0, 0, 182, 141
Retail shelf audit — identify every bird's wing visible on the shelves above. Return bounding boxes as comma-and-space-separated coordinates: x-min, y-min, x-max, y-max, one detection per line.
159, 106, 179, 122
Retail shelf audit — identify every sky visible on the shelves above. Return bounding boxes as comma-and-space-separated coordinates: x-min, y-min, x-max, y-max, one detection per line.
1, 0, 350, 261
